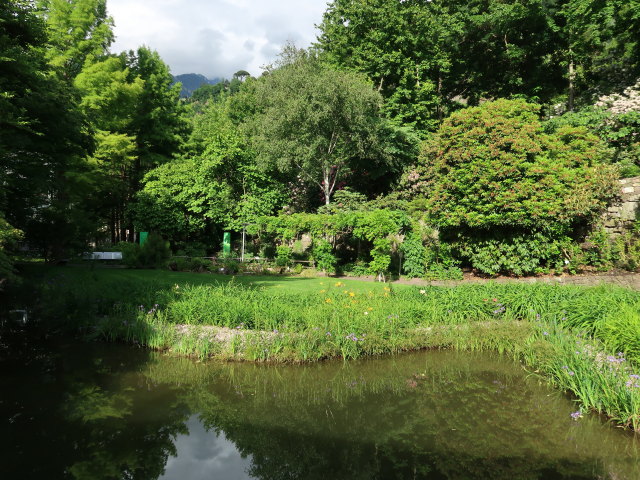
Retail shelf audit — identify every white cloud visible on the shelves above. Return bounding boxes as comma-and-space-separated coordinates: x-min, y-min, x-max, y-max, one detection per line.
107, 0, 329, 79
160, 416, 253, 480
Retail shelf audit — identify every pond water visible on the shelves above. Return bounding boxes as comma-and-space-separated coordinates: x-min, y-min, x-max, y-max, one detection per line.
1, 326, 639, 480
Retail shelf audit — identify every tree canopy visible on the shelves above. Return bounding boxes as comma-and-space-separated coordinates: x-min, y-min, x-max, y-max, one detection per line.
246, 48, 407, 205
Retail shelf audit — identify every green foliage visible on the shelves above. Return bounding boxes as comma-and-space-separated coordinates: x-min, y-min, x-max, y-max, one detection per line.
367, 238, 391, 278
318, 0, 640, 130
275, 246, 292, 267
1, 0, 94, 261
217, 256, 240, 274
120, 234, 171, 269
612, 232, 640, 271
545, 97, 640, 178
246, 46, 405, 205
453, 230, 571, 276
402, 99, 619, 275
134, 100, 287, 243
318, 0, 565, 132
170, 257, 212, 273
425, 264, 464, 281
187, 78, 244, 107
0, 217, 23, 287
409, 99, 617, 230
581, 229, 614, 271
312, 239, 336, 273
37, 0, 114, 79
424, 239, 463, 280
250, 210, 409, 242
401, 233, 426, 278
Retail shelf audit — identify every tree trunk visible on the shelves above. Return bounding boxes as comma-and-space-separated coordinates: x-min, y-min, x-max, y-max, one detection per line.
568, 55, 575, 112
323, 168, 331, 205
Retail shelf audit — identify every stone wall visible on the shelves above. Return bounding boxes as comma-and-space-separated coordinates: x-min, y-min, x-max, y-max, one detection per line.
604, 176, 640, 234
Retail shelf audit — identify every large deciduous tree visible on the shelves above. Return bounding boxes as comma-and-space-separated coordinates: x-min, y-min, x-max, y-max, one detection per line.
247, 48, 394, 206
317, 0, 564, 131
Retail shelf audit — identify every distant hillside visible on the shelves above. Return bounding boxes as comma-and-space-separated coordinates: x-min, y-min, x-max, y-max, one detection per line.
172, 73, 221, 98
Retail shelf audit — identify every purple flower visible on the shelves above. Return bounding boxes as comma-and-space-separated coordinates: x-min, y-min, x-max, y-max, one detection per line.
542, 331, 549, 336
570, 411, 582, 420
568, 371, 575, 376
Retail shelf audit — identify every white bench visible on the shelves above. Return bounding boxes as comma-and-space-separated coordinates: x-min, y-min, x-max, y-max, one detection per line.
84, 252, 123, 260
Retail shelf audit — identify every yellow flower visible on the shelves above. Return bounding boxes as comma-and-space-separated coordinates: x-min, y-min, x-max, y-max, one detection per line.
335, 281, 344, 287
320, 289, 326, 293
384, 293, 389, 297
349, 292, 355, 297
367, 307, 373, 311
343, 290, 348, 294
325, 298, 332, 303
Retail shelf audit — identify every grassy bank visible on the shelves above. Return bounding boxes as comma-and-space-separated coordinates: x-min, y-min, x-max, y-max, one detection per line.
7, 265, 640, 431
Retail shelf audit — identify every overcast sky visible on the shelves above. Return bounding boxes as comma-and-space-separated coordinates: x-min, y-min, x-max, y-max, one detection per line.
108, 0, 330, 80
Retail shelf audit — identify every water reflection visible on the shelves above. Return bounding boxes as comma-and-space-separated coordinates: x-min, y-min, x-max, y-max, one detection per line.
161, 418, 253, 480
0, 326, 639, 480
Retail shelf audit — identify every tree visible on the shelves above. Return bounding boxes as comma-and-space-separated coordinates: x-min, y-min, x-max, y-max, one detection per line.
247, 48, 392, 206
36, 0, 114, 80
1, 0, 91, 260
0, 217, 23, 289
561, 0, 640, 102
74, 55, 144, 243
133, 101, 287, 246
317, 0, 565, 131
122, 47, 188, 168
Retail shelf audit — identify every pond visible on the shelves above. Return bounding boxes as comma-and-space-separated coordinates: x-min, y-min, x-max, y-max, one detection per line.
1, 326, 639, 480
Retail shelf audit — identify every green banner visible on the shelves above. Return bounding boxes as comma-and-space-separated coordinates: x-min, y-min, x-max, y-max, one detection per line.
140, 232, 149, 245
223, 232, 231, 255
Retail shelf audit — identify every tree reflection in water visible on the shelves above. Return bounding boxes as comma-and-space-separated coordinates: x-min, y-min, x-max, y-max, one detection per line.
1, 326, 639, 480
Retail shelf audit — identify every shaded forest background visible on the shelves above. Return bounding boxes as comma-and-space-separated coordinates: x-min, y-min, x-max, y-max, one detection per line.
1, 0, 640, 280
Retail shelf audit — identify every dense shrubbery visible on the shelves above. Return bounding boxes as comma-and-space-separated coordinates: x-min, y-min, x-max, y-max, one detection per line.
119, 234, 171, 269
402, 99, 620, 275
0, 218, 23, 288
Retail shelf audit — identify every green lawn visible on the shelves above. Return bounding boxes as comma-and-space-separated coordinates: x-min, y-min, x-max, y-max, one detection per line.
18, 263, 397, 295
